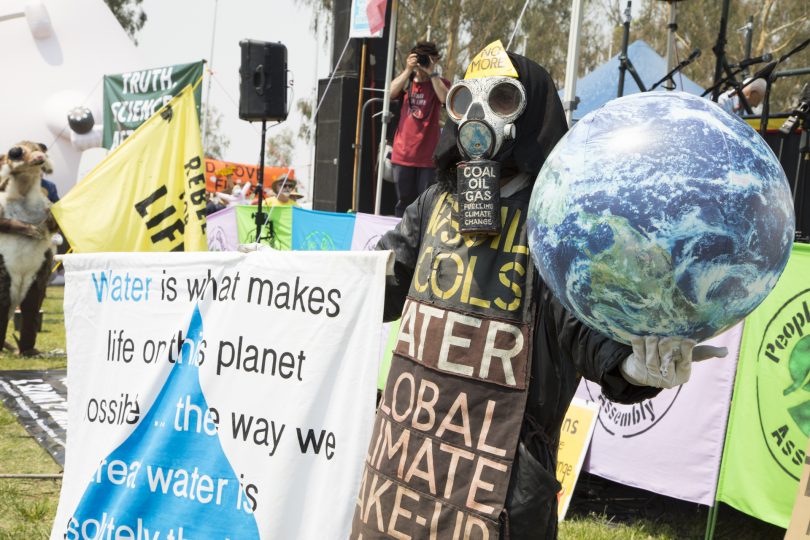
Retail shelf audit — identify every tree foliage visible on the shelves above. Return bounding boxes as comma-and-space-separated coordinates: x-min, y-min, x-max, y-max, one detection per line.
301, 0, 808, 113
103, 0, 147, 44
265, 128, 296, 166
202, 104, 231, 161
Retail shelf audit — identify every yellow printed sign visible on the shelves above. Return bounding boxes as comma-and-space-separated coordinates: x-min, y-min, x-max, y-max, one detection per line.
557, 398, 599, 521
464, 39, 519, 79
53, 85, 207, 252
786, 441, 810, 539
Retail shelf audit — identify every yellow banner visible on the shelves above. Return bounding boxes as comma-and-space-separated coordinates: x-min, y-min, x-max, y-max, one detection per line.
556, 398, 599, 521
53, 85, 207, 252
464, 40, 519, 80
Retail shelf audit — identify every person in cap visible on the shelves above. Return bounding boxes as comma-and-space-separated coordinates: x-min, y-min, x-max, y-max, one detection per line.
388, 41, 451, 217
264, 177, 303, 207
351, 42, 725, 539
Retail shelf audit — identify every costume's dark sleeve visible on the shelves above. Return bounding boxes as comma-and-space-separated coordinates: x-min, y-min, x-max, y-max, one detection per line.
375, 187, 435, 322
543, 284, 661, 404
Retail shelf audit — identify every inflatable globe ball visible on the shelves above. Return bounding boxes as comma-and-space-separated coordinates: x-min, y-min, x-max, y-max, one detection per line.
527, 92, 794, 344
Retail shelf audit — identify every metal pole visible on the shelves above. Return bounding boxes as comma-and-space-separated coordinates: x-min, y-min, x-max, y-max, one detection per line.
663, 1, 677, 90
563, 0, 585, 126
256, 120, 267, 242
201, 0, 219, 150
351, 40, 368, 212
742, 16, 754, 77
711, 0, 731, 101
507, 0, 532, 50
374, 0, 398, 215
618, 1, 631, 98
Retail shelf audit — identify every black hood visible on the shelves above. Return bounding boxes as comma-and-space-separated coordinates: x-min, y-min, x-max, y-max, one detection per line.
434, 52, 568, 192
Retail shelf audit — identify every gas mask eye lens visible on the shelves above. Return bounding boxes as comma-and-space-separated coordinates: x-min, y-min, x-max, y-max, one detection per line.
488, 82, 522, 117
448, 85, 473, 120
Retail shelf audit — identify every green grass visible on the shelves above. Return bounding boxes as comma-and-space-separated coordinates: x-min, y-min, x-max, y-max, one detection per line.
0, 285, 66, 371
0, 285, 789, 538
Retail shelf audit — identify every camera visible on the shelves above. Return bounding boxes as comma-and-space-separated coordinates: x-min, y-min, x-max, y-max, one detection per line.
417, 54, 430, 67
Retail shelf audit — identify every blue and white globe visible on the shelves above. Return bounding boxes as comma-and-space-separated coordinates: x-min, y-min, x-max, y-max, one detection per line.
527, 91, 795, 344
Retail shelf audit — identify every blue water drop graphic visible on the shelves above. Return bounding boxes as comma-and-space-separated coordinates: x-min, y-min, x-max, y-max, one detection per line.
62, 306, 260, 539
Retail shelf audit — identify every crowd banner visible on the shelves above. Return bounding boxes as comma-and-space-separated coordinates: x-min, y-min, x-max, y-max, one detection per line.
575, 322, 743, 505
350, 212, 400, 251
292, 207, 356, 251
557, 398, 598, 521
51, 250, 389, 539
237, 206, 293, 250
205, 159, 295, 193
207, 207, 239, 252
103, 60, 204, 150
53, 85, 207, 253
716, 243, 810, 527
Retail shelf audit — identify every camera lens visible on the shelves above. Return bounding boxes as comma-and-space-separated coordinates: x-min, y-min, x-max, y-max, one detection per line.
417, 54, 429, 67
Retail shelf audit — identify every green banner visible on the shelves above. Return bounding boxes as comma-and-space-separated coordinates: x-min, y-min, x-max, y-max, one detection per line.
102, 60, 204, 149
236, 205, 292, 251
717, 242, 810, 527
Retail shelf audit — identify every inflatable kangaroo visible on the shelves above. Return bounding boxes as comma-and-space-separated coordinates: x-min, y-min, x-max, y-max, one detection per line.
0, 141, 58, 355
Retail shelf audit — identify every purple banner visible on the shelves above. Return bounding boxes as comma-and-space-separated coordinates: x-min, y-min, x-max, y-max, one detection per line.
350, 213, 400, 251
575, 323, 743, 505
206, 206, 238, 251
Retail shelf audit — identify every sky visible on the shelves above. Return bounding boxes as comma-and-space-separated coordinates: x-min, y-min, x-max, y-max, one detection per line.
138, 0, 332, 192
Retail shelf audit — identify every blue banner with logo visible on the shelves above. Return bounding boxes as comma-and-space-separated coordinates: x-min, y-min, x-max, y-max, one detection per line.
291, 208, 356, 251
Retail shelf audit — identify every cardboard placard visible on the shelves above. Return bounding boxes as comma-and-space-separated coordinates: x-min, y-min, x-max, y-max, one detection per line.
557, 398, 599, 521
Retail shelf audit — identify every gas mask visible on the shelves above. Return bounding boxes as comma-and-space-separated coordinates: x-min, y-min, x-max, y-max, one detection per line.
445, 76, 527, 235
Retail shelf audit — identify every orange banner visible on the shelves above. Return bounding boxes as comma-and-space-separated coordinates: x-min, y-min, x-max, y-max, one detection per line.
205, 158, 295, 193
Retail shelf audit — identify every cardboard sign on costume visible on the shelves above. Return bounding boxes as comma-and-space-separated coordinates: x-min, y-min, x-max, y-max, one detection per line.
51, 251, 388, 539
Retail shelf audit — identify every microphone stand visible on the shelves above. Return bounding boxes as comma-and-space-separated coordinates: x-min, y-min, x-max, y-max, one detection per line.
617, 1, 646, 97
649, 50, 700, 91
763, 37, 810, 134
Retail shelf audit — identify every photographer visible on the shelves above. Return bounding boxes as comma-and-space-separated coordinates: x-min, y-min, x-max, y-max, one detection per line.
388, 41, 450, 216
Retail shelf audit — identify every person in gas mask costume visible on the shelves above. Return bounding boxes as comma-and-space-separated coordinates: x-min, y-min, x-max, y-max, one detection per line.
352, 43, 725, 539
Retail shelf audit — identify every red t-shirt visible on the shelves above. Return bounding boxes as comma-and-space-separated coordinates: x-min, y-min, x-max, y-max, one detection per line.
391, 77, 450, 168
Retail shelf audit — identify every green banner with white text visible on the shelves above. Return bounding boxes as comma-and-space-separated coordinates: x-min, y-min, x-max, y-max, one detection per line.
716, 242, 810, 527
103, 60, 204, 149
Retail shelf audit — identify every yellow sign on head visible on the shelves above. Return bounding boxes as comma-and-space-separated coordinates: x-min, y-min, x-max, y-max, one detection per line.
52, 85, 207, 253
465, 39, 519, 79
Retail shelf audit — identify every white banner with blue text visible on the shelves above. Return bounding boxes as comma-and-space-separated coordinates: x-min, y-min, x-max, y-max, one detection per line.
51, 250, 388, 539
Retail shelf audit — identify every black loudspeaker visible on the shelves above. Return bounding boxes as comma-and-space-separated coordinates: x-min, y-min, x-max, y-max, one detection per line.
239, 40, 288, 121
313, 76, 358, 212
762, 128, 810, 243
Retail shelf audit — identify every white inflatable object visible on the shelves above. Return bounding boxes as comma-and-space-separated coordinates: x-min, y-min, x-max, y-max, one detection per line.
70, 125, 103, 151
24, 2, 52, 40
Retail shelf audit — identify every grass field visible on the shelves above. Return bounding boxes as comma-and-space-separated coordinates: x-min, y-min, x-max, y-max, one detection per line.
0, 285, 788, 538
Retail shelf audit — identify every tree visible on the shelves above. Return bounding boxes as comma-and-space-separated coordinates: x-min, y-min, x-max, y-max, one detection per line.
265, 128, 296, 166
103, 0, 147, 44
201, 104, 231, 160
296, 99, 315, 146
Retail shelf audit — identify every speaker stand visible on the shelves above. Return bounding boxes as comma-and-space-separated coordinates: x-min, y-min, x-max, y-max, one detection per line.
254, 120, 268, 243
